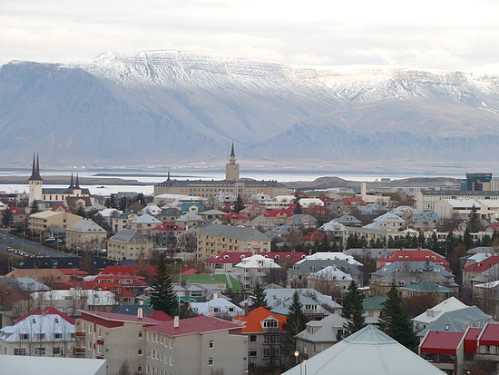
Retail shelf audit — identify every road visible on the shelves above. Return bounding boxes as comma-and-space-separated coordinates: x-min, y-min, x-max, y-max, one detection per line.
0, 229, 73, 258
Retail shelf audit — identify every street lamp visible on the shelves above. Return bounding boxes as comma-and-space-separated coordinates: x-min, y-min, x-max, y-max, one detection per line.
294, 350, 299, 365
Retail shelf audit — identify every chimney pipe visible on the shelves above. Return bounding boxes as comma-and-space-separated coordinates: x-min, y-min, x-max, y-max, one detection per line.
173, 316, 180, 328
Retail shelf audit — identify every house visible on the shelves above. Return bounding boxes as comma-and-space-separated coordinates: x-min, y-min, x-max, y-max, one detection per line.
287, 214, 318, 229
419, 330, 469, 374
0, 356, 106, 375
235, 254, 281, 289
473, 280, 499, 319
295, 313, 347, 358
107, 229, 153, 261
264, 288, 342, 319
195, 224, 271, 259
362, 295, 387, 324
6, 268, 70, 287
131, 214, 162, 234
30, 289, 116, 316
370, 261, 456, 295
65, 219, 107, 252
413, 297, 469, 333
399, 281, 455, 301
283, 325, 444, 375
234, 306, 287, 369
83, 274, 147, 303
306, 266, 353, 294
333, 214, 363, 227
377, 249, 449, 269
145, 315, 248, 375
190, 297, 244, 319
177, 273, 242, 296
288, 252, 363, 287
463, 256, 499, 287
363, 212, 405, 232
0, 307, 75, 357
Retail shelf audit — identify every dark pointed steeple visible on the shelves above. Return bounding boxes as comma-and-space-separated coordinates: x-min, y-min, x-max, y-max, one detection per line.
167, 170, 171, 181
69, 173, 74, 189
75, 173, 80, 189
230, 142, 235, 158
28, 153, 42, 181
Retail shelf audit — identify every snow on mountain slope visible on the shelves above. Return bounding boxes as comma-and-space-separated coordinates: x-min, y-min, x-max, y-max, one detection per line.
1, 50, 499, 166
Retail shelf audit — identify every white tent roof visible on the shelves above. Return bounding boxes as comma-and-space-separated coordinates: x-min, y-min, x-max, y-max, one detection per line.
296, 252, 362, 266
0, 356, 106, 375
413, 296, 468, 325
310, 266, 352, 281
283, 325, 444, 375
235, 254, 281, 269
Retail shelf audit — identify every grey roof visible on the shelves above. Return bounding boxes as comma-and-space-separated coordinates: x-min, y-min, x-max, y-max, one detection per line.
15, 277, 50, 292
334, 214, 362, 226
0, 355, 106, 375
296, 313, 347, 343
289, 214, 318, 225
42, 187, 91, 195
283, 325, 444, 375
418, 306, 492, 336
374, 261, 453, 278
196, 224, 270, 241
135, 213, 161, 224
68, 219, 106, 233
110, 229, 148, 243
264, 288, 341, 315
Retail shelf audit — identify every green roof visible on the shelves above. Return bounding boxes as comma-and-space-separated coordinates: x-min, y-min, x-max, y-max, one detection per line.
362, 296, 387, 311
180, 273, 241, 292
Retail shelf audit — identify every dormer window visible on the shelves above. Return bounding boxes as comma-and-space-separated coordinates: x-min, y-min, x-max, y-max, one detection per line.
263, 319, 278, 329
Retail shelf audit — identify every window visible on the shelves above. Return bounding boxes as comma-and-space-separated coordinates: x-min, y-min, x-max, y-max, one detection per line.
52, 347, 61, 355
34, 347, 46, 356
263, 319, 278, 328
14, 348, 26, 356
138, 331, 143, 338
248, 351, 257, 357
250, 335, 257, 342
54, 333, 62, 339
209, 340, 214, 349
138, 349, 143, 355
20, 333, 29, 340
208, 358, 214, 366
264, 335, 278, 344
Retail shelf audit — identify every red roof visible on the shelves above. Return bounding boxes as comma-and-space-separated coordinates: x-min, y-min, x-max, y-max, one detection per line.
99, 265, 156, 277
263, 207, 293, 218
224, 212, 249, 221
154, 221, 184, 232
58, 268, 88, 277
464, 256, 499, 273
420, 331, 464, 356
464, 327, 481, 354
234, 307, 287, 334
146, 315, 242, 337
16, 307, 75, 325
148, 310, 173, 321
81, 311, 161, 326
342, 196, 363, 206
264, 252, 306, 264
379, 249, 449, 268
478, 323, 499, 346
303, 229, 327, 242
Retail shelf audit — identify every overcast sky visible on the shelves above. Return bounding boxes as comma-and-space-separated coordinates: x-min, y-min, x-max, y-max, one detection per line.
2, 0, 499, 72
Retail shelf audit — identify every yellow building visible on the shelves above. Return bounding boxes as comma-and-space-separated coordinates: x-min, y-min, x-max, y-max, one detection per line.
153, 144, 289, 200
28, 210, 82, 236
65, 219, 108, 252
195, 223, 271, 259
107, 229, 153, 261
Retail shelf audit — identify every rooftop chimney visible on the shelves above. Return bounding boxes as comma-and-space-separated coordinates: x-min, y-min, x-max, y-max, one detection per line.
173, 316, 180, 328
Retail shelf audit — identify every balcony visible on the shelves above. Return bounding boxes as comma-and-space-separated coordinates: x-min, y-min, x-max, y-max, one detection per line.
95, 353, 105, 359
75, 331, 86, 337
73, 347, 86, 357
96, 338, 104, 345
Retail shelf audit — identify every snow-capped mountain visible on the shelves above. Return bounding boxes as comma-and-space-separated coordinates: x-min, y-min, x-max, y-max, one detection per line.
1, 50, 499, 166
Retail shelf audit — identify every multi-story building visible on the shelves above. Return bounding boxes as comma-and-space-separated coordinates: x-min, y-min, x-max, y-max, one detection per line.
30, 290, 116, 316
107, 229, 153, 261
145, 315, 248, 375
415, 190, 499, 212
65, 219, 108, 252
195, 224, 271, 259
234, 307, 287, 369
0, 307, 75, 357
153, 145, 289, 201
28, 210, 82, 236
76, 311, 248, 375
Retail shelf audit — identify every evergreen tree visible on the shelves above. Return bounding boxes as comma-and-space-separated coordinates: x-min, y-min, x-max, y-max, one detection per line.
378, 286, 417, 351
233, 194, 245, 213
150, 254, 178, 316
2, 208, 13, 228
464, 228, 474, 250
341, 281, 365, 337
467, 205, 481, 233
283, 291, 306, 363
253, 283, 267, 308
418, 230, 426, 248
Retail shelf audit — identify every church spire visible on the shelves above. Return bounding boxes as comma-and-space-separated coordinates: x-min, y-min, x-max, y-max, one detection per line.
28, 153, 42, 181
230, 142, 235, 159
167, 170, 171, 181
69, 173, 74, 188
75, 173, 80, 188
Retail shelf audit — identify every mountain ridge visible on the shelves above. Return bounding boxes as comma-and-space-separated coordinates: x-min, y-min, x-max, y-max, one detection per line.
1, 50, 499, 167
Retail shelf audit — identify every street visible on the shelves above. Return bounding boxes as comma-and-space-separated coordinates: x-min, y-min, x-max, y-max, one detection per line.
0, 229, 73, 258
